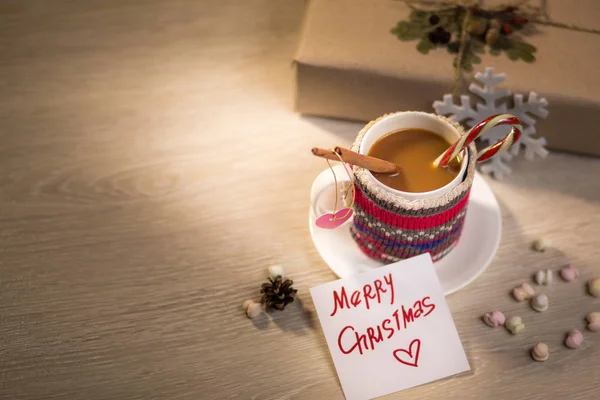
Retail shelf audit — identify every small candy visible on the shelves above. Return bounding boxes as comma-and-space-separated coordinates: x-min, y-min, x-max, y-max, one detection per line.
588, 278, 600, 297
483, 311, 505, 327
531, 294, 548, 312
505, 316, 525, 335
531, 342, 549, 362
565, 329, 583, 349
268, 265, 285, 280
246, 302, 262, 319
534, 269, 553, 285
532, 238, 551, 252
512, 288, 527, 302
587, 312, 600, 322
560, 264, 580, 282
587, 312, 600, 332
587, 312, 600, 323
512, 282, 535, 302
588, 322, 600, 333
523, 282, 535, 296
243, 300, 263, 319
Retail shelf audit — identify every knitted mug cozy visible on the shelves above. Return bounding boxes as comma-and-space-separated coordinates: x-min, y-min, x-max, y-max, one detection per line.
349, 112, 477, 263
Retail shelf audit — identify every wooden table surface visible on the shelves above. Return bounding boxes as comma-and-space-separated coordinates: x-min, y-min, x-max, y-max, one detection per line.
2, 1, 600, 399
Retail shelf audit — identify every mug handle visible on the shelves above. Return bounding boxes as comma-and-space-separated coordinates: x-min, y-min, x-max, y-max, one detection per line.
310, 163, 353, 218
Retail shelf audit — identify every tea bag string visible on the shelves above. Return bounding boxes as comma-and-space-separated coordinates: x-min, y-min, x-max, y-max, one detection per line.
325, 149, 356, 220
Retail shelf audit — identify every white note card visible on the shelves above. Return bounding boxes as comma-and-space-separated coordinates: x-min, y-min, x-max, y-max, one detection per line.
310, 254, 470, 400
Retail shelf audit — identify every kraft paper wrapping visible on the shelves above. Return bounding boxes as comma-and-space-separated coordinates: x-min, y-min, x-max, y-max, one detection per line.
294, 0, 600, 156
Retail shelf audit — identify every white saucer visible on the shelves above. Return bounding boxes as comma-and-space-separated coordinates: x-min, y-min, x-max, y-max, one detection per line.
309, 173, 501, 295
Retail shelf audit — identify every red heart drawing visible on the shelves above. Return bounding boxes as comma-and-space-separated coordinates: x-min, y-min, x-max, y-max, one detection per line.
315, 208, 353, 229
393, 339, 421, 367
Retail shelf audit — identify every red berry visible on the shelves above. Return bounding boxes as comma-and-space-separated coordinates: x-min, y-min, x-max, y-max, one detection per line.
429, 14, 440, 25
515, 16, 528, 25
505, 6, 517, 12
440, 31, 451, 44
470, 6, 479, 15
428, 31, 439, 44
502, 24, 512, 34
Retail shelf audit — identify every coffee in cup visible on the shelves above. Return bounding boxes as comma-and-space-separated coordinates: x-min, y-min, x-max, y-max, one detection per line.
367, 128, 461, 193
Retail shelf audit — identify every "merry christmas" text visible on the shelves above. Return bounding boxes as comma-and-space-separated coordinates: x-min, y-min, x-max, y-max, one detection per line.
337, 296, 436, 355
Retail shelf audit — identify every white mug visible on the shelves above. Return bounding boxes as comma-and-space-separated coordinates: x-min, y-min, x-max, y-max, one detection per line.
311, 111, 469, 217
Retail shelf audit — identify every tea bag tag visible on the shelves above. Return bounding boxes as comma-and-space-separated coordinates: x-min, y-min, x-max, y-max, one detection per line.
314, 151, 355, 230
316, 208, 353, 229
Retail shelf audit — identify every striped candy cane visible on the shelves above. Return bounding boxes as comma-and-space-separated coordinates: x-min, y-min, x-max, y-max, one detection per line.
433, 114, 523, 167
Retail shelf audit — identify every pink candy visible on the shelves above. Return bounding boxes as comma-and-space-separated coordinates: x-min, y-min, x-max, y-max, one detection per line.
565, 329, 583, 349
560, 264, 580, 282
483, 311, 505, 327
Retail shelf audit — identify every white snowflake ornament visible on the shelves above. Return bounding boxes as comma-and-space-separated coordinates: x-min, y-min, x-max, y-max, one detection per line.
433, 67, 549, 179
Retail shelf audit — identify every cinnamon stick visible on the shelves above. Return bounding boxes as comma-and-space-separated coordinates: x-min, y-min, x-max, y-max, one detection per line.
311, 147, 402, 175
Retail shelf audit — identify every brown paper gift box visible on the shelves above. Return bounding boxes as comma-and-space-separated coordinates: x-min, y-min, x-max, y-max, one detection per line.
294, 0, 600, 156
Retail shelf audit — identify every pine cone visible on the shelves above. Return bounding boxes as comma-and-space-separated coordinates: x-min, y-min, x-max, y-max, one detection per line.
260, 276, 297, 311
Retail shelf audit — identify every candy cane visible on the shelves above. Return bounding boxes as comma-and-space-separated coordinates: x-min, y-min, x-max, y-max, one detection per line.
433, 114, 523, 167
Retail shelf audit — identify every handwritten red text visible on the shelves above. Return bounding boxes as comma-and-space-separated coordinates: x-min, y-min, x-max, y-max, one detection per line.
330, 273, 394, 317
337, 296, 436, 355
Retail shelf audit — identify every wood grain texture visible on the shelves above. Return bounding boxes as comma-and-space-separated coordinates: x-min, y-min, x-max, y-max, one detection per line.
1, 1, 599, 399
